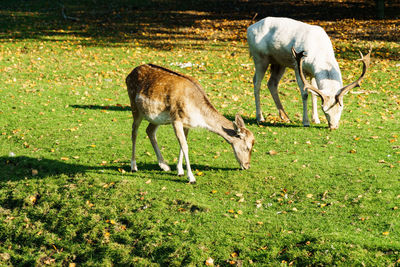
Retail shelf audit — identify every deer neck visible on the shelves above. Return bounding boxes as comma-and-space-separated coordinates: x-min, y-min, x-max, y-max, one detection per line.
203, 109, 237, 144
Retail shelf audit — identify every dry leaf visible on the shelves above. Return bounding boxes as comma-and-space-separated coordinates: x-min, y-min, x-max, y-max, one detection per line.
145, 179, 151, 184
205, 257, 214, 266
268, 150, 278, 155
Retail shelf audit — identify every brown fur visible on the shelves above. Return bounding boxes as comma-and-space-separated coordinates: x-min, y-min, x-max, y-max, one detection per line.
126, 64, 255, 183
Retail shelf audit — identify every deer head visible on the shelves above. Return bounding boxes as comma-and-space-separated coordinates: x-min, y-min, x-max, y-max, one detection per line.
291, 47, 371, 129
231, 114, 255, 170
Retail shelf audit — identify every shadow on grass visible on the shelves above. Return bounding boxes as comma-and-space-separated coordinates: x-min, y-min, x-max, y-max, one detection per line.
0, 156, 236, 182
224, 114, 327, 129
70, 104, 131, 112
0, 0, 399, 57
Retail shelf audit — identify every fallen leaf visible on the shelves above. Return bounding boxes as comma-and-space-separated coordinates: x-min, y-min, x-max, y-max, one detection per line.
196, 170, 204, 176
268, 150, 278, 155
382, 231, 389, 236
205, 257, 214, 266
145, 179, 151, 184
61, 157, 69, 161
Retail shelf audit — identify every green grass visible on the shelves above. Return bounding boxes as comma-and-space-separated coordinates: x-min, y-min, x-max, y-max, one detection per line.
1, 1, 400, 266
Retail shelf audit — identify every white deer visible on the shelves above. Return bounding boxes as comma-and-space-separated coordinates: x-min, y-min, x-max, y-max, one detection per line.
247, 17, 371, 129
126, 64, 255, 184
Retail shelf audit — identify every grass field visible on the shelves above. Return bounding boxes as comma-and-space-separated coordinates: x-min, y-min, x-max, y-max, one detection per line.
1, 0, 399, 266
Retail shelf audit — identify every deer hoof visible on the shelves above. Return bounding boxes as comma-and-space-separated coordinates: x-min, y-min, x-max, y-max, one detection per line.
159, 163, 171, 172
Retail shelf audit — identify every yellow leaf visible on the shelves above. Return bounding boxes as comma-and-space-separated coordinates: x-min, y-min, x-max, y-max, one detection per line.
382, 231, 389, 236
61, 157, 69, 161
205, 257, 214, 266
145, 179, 151, 184
230, 252, 238, 258
228, 209, 235, 213
306, 194, 313, 198
237, 210, 243, 215
268, 150, 278, 155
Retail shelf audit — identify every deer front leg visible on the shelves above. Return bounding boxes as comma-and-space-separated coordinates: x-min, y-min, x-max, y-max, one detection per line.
146, 123, 171, 171
295, 72, 310, 127
131, 114, 143, 172
311, 78, 320, 124
252, 61, 269, 123
172, 121, 195, 184
177, 128, 189, 176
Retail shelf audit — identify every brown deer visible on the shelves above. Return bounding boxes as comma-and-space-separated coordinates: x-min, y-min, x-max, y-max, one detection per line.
126, 64, 255, 184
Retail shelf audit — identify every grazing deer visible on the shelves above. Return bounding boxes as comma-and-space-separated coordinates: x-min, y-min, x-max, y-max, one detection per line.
126, 64, 255, 184
247, 17, 371, 129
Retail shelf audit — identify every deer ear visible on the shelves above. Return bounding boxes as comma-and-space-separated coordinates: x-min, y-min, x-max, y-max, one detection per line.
234, 114, 245, 129
335, 94, 344, 107
233, 114, 246, 138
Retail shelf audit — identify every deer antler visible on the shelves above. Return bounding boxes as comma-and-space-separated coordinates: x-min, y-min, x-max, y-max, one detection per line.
335, 47, 372, 106
291, 47, 328, 104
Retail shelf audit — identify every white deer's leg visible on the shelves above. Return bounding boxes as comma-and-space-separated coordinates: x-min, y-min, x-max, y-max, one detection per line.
311, 78, 320, 124
146, 123, 171, 171
177, 128, 189, 176
268, 64, 290, 122
252, 59, 269, 123
294, 72, 310, 127
131, 113, 143, 172
172, 121, 195, 184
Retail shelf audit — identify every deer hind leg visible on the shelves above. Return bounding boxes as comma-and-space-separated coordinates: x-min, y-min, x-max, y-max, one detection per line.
268, 64, 290, 122
252, 59, 269, 123
311, 78, 320, 124
172, 121, 195, 184
146, 123, 171, 171
177, 127, 189, 176
131, 112, 143, 172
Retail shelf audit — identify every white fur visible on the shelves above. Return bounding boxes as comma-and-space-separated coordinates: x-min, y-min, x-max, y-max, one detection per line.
247, 17, 345, 129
